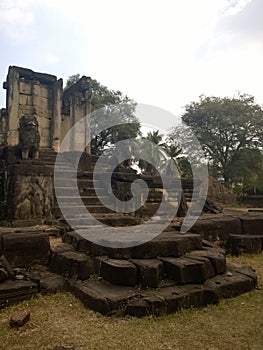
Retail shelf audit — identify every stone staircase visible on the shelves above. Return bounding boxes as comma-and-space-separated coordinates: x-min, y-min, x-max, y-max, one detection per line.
39, 150, 144, 228
47, 229, 257, 316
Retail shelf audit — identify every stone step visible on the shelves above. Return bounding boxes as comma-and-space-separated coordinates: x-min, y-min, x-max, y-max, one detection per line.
226, 234, 263, 255
0, 231, 50, 267
65, 263, 256, 316
54, 187, 107, 197
50, 249, 93, 280
0, 280, 38, 309
62, 230, 203, 259
56, 196, 111, 206
160, 256, 215, 284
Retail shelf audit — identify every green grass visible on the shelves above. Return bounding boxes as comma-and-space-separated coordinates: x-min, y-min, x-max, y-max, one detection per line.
0, 254, 262, 350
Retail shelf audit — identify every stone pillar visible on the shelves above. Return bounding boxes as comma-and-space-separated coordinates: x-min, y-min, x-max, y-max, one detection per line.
5, 67, 20, 146
51, 78, 63, 149
84, 89, 92, 154
32, 80, 40, 116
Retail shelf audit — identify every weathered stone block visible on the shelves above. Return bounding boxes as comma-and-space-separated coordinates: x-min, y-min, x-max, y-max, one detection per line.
129, 258, 163, 288
160, 257, 208, 284
204, 270, 255, 299
2, 232, 50, 267
0, 280, 38, 309
66, 279, 110, 314
241, 216, 263, 235
100, 259, 137, 286
126, 295, 167, 317
227, 262, 257, 287
0, 255, 14, 278
0, 267, 9, 282
50, 251, 92, 280
184, 255, 215, 279
226, 234, 262, 255
191, 217, 242, 241
10, 310, 30, 328
185, 249, 226, 274
153, 285, 204, 314
40, 275, 65, 294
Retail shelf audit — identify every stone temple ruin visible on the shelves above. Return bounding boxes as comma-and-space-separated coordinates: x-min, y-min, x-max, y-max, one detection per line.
0, 66, 262, 316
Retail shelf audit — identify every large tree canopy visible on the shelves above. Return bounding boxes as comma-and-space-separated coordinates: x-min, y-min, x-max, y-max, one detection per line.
180, 93, 263, 187
66, 74, 140, 155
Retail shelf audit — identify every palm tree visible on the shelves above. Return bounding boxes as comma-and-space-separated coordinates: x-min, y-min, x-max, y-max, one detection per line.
138, 130, 166, 175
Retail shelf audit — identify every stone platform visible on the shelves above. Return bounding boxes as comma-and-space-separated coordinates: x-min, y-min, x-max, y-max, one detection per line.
48, 228, 257, 316
0, 212, 261, 316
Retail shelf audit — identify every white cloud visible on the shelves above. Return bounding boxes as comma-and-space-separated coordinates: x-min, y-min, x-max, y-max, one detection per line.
0, 0, 35, 40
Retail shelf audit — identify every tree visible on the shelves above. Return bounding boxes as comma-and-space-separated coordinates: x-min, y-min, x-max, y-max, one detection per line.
228, 148, 263, 195
138, 130, 166, 175
181, 93, 263, 187
65, 75, 140, 155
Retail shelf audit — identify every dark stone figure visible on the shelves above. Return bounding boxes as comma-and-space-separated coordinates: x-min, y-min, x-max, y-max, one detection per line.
18, 115, 40, 160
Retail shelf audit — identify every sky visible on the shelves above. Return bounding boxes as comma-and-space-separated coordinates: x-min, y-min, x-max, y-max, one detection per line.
0, 0, 262, 131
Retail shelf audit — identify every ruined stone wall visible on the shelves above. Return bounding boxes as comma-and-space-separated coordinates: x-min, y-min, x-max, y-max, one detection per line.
0, 111, 6, 146
4, 66, 62, 149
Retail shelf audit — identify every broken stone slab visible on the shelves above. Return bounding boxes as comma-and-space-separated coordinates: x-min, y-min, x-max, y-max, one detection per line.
160, 256, 212, 284
66, 278, 139, 314
49, 251, 93, 280
9, 310, 30, 328
185, 249, 226, 274
1, 231, 50, 267
129, 258, 163, 288
100, 259, 137, 286
226, 234, 262, 255
0, 280, 38, 309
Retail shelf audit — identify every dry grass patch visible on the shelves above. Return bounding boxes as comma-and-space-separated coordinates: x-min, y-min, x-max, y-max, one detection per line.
0, 254, 262, 350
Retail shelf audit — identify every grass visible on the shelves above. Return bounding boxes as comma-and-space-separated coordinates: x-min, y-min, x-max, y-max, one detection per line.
0, 254, 262, 350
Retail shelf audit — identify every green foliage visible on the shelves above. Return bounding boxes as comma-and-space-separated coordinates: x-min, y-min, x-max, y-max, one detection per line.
138, 130, 166, 175
181, 93, 263, 187
65, 75, 140, 155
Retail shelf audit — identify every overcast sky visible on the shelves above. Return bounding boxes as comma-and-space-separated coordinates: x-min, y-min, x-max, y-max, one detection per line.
0, 0, 262, 130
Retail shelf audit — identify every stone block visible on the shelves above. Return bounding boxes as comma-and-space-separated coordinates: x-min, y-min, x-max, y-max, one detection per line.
0, 280, 38, 309
40, 275, 65, 294
129, 258, 163, 288
40, 86, 49, 98
183, 255, 215, 279
226, 234, 262, 255
100, 259, 137, 286
191, 217, 242, 241
152, 285, 204, 314
241, 216, 263, 235
10, 310, 30, 328
0, 267, 8, 282
2, 232, 50, 267
160, 257, 208, 284
204, 270, 255, 299
50, 251, 92, 280
126, 295, 167, 317
185, 249, 226, 274
0, 255, 14, 278
227, 262, 257, 287
19, 81, 31, 94
65, 279, 110, 314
